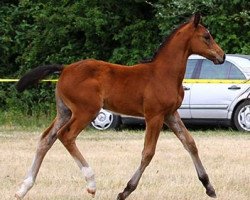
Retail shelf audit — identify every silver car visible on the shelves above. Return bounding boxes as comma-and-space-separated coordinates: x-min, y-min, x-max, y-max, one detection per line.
91, 54, 250, 132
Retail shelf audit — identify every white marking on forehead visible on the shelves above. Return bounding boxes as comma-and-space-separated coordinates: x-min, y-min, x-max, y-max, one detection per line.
201, 25, 210, 34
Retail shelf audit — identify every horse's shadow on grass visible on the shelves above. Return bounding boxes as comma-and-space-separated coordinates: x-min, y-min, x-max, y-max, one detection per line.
121, 123, 234, 132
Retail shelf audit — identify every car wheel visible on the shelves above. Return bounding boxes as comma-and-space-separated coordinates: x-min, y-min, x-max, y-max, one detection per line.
91, 109, 121, 130
233, 100, 250, 132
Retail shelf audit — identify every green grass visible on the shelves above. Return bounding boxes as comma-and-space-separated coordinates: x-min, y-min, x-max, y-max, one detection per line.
0, 111, 55, 130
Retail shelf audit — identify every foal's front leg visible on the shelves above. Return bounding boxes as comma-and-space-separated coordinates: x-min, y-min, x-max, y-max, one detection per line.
117, 115, 164, 200
165, 112, 216, 198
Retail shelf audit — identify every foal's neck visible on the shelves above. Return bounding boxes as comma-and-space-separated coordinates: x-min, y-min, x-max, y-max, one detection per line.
153, 28, 193, 85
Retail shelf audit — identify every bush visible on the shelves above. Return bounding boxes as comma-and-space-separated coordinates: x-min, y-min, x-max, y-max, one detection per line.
0, 0, 249, 126
0, 82, 56, 127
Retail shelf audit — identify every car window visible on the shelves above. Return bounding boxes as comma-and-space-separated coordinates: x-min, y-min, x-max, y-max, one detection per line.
199, 60, 245, 79
228, 64, 245, 79
185, 59, 198, 79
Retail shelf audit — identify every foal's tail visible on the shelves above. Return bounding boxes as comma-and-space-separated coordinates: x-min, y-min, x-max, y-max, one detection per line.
16, 64, 64, 92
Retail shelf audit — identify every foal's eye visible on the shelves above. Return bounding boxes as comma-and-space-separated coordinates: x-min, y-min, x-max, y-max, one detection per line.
203, 33, 210, 41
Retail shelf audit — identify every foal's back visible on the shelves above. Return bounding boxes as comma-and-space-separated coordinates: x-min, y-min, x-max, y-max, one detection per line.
57, 59, 154, 116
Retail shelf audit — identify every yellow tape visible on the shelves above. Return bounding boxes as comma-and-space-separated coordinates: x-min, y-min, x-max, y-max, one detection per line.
183, 79, 250, 84
42, 79, 58, 82
0, 79, 58, 82
0, 78, 249, 84
0, 79, 19, 82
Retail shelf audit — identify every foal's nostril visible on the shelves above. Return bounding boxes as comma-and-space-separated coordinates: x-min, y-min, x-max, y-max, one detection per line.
220, 54, 226, 64
218, 53, 226, 64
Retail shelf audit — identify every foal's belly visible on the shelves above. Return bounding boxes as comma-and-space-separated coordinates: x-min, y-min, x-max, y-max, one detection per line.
103, 93, 145, 117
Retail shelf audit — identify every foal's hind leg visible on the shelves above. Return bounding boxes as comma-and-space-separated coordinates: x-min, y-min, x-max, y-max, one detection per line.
165, 111, 216, 198
15, 119, 65, 199
58, 108, 100, 197
15, 97, 71, 199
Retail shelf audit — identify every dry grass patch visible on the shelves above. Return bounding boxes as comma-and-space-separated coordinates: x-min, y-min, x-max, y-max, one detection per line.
0, 128, 249, 200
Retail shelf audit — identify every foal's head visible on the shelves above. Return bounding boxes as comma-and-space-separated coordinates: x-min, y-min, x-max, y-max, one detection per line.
187, 13, 225, 64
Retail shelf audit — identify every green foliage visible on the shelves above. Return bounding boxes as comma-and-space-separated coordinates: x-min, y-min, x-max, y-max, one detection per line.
0, 82, 56, 127
0, 0, 158, 76
0, 0, 249, 126
155, 0, 250, 54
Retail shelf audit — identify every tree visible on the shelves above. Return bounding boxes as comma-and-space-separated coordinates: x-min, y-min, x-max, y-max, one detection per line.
155, 0, 250, 54
0, 0, 160, 123
0, 0, 249, 125
0, 0, 159, 77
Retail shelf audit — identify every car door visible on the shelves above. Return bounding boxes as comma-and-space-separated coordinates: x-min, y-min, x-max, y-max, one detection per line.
189, 59, 248, 119
178, 59, 199, 118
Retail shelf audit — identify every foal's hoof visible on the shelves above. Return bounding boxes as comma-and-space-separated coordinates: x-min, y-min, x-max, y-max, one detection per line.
117, 193, 125, 200
86, 188, 96, 198
206, 189, 217, 198
14, 193, 22, 200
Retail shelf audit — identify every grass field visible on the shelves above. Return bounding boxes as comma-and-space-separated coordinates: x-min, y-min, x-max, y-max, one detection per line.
0, 126, 249, 200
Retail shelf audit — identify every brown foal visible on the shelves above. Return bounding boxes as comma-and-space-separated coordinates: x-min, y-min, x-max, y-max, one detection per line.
15, 13, 225, 199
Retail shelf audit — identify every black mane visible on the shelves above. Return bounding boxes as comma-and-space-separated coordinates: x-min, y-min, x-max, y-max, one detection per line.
140, 22, 189, 63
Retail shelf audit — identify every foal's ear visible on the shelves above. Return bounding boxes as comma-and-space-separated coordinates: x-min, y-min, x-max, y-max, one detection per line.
191, 12, 201, 28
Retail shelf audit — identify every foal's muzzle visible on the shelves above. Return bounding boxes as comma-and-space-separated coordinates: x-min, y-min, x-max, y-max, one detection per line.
214, 53, 226, 64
